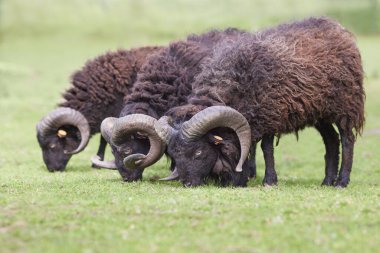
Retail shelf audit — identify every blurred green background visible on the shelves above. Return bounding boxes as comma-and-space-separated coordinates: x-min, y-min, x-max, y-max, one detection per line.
1, 1, 379, 253
1, 0, 379, 38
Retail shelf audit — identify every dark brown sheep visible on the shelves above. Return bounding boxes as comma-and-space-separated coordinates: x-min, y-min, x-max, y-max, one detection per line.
98, 29, 252, 182
125, 28, 245, 116
36, 46, 162, 171
155, 17, 365, 188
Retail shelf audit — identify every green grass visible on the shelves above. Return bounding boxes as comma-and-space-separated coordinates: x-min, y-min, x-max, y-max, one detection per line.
1, 1, 380, 253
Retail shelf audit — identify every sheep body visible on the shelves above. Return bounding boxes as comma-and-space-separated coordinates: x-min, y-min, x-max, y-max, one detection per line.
37, 46, 161, 171
109, 29, 247, 181
165, 17, 364, 187
124, 28, 245, 116
194, 17, 364, 139
61, 47, 162, 134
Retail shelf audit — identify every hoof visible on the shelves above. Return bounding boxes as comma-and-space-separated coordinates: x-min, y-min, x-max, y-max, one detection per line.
248, 165, 257, 179
334, 182, 348, 188
321, 177, 335, 186
334, 178, 350, 188
262, 175, 277, 186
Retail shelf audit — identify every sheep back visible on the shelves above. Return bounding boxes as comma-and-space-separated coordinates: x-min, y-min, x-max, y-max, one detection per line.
192, 17, 365, 141
124, 28, 246, 117
59, 46, 162, 134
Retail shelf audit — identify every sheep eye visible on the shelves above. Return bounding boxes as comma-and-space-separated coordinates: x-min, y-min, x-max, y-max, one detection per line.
49, 144, 56, 149
195, 150, 202, 157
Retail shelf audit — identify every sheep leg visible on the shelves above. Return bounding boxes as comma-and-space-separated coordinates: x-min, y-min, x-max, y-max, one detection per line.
315, 121, 340, 186
248, 143, 257, 179
334, 127, 355, 187
91, 135, 107, 168
261, 134, 277, 186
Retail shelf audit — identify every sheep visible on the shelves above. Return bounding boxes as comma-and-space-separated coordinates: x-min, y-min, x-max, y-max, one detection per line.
96, 28, 253, 182
154, 17, 365, 188
36, 46, 162, 172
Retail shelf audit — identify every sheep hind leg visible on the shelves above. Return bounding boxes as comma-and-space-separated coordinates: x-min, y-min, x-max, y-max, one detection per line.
261, 134, 277, 186
315, 121, 340, 186
334, 127, 355, 188
248, 143, 257, 179
91, 135, 107, 168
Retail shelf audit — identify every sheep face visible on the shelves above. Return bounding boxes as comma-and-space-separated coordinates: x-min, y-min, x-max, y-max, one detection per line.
167, 133, 218, 187
110, 133, 150, 182
166, 129, 249, 187
101, 104, 166, 182
37, 126, 81, 172
155, 106, 252, 187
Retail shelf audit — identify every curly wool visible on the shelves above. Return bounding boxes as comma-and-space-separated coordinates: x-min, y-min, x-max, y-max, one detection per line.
192, 17, 365, 141
59, 46, 162, 134
123, 28, 246, 117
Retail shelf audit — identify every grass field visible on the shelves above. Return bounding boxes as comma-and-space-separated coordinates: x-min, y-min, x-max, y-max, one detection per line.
1, 1, 380, 253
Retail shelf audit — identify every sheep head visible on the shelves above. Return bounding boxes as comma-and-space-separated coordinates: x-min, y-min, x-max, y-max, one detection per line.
97, 114, 166, 182
36, 107, 90, 172
155, 106, 251, 187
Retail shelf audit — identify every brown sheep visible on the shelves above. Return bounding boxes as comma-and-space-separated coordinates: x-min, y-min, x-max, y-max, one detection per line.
98, 29, 251, 182
36, 46, 162, 171
154, 17, 365, 188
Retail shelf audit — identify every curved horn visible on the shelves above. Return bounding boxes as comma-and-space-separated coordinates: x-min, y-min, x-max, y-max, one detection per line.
91, 155, 117, 170
154, 116, 177, 144
100, 117, 118, 143
159, 168, 179, 181
123, 154, 146, 169
36, 107, 90, 154
111, 114, 166, 169
181, 106, 251, 172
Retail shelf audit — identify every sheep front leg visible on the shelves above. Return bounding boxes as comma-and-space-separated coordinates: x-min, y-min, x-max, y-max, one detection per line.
91, 135, 107, 168
315, 121, 340, 186
248, 143, 257, 179
261, 134, 277, 186
335, 127, 355, 188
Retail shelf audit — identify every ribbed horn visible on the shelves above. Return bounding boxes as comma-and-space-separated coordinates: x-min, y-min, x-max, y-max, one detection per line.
111, 114, 166, 169
91, 155, 117, 170
100, 117, 117, 143
154, 116, 177, 144
181, 106, 251, 172
36, 107, 90, 154
159, 168, 179, 181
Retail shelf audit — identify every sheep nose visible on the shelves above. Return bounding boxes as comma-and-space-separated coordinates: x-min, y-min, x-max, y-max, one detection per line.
47, 166, 64, 172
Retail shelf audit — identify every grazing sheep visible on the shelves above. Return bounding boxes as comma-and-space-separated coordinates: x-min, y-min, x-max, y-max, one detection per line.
36, 46, 162, 171
154, 17, 365, 188
96, 29, 252, 182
